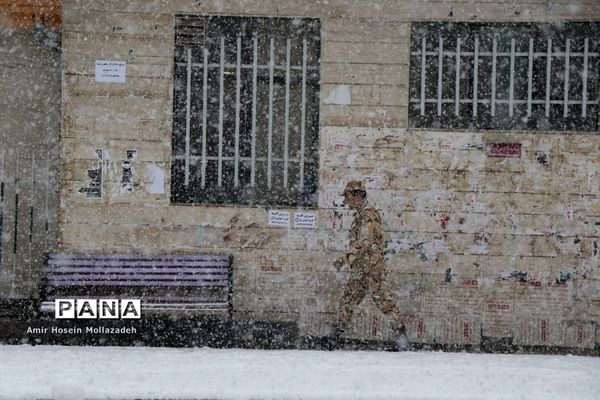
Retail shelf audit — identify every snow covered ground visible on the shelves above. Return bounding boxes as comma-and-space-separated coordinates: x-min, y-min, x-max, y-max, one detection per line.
0, 345, 598, 400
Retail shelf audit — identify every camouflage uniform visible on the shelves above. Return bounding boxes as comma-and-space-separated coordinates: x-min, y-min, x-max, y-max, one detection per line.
336, 202, 404, 331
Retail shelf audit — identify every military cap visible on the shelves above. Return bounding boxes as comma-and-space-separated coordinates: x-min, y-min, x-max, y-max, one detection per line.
341, 180, 366, 195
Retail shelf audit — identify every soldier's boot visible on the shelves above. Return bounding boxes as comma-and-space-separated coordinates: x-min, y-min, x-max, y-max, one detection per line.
322, 325, 344, 351
393, 324, 411, 352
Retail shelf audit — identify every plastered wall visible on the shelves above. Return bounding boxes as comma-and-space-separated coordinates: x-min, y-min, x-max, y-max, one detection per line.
59, 0, 600, 348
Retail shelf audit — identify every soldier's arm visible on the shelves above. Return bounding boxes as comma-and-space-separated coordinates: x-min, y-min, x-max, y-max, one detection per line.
366, 215, 384, 244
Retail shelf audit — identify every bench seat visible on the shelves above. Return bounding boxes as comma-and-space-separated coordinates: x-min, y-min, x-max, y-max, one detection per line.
40, 253, 233, 318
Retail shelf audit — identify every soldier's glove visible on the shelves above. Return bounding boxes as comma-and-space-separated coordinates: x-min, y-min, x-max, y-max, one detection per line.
333, 259, 345, 271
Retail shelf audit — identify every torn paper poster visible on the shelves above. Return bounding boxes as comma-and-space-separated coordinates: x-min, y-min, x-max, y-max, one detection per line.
323, 84, 351, 105
145, 164, 164, 194
78, 149, 103, 198
121, 149, 137, 194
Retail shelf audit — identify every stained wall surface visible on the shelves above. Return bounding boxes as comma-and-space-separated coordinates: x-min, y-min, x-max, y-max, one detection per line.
59, 0, 600, 348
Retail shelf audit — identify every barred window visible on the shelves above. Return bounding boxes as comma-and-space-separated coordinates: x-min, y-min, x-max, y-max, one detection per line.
172, 16, 321, 206
409, 22, 600, 131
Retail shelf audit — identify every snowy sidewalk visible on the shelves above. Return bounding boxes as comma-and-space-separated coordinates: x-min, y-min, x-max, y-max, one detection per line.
0, 345, 598, 400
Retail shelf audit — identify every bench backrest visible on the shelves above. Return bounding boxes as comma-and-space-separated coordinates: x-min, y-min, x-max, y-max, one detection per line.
44, 253, 232, 288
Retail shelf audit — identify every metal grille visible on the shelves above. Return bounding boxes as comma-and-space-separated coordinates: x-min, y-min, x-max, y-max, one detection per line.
409, 22, 600, 131
172, 15, 321, 206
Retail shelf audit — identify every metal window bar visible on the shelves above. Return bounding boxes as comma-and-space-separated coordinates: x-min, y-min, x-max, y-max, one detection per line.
420, 37, 426, 116
527, 38, 534, 117
185, 48, 192, 186
234, 35, 242, 188
411, 99, 598, 105
174, 155, 303, 162
299, 38, 307, 190
410, 50, 598, 57
175, 62, 319, 71
437, 35, 443, 116
491, 36, 497, 116
217, 36, 225, 187
564, 38, 571, 118
44, 149, 50, 251
251, 35, 258, 188
509, 38, 515, 117
583, 38, 589, 118
546, 38, 552, 118
410, 34, 599, 120
473, 36, 479, 117
267, 37, 274, 189
201, 47, 208, 188
174, 18, 320, 203
455, 37, 461, 116
283, 39, 291, 188
13, 153, 19, 278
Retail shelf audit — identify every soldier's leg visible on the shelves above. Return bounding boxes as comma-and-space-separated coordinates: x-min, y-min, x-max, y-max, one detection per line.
337, 277, 367, 332
369, 273, 404, 328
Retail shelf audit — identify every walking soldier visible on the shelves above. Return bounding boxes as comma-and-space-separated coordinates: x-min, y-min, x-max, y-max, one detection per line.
327, 180, 410, 351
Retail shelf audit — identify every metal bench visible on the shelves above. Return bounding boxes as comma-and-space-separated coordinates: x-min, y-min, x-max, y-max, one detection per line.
39, 253, 233, 318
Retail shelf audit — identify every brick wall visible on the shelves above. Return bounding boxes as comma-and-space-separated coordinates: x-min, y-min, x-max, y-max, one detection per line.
59, 0, 600, 348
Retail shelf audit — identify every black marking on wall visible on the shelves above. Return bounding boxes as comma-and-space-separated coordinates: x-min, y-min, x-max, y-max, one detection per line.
0, 181, 4, 266
498, 270, 528, 282
465, 143, 484, 150
13, 156, 20, 257
556, 270, 586, 284
511, 271, 528, 283
556, 272, 571, 285
45, 154, 50, 237
29, 155, 35, 246
444, 268, 452, 283
594, 241, 598, 257
13, 193, 18, 255
536, 153, 550, 168
29, 206, 34, 243
121, 149, 137, 193
79, 149, 103, 198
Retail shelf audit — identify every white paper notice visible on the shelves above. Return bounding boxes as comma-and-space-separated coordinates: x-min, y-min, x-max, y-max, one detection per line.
364, 175, 382, 189
95, 60, 126, 83
145, 164, 165, 194
268, 210, 290, 227
294, 212, 316, 229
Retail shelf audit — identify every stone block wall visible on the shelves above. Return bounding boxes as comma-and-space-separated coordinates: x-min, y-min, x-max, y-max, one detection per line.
59, 0, 600, 349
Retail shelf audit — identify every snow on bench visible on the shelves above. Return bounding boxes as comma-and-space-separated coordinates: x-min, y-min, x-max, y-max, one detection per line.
39, 253, 233, 318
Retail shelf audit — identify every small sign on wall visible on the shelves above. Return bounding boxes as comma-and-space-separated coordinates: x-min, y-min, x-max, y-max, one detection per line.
294, 212, 316, 229
95, 60, 126, 83
486, 143, 521, 157
268, 210, 290, 227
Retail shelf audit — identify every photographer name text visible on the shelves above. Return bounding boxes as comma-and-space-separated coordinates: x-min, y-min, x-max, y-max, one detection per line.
27, 326, 137, 334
